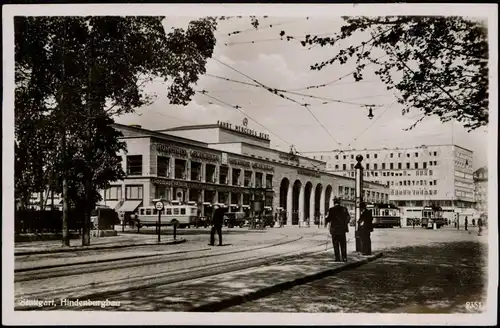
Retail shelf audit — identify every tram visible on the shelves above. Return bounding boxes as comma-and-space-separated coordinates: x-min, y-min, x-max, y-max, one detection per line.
134, 204, 198, 228
421, 205, 445, 229
366, 203, 402, 228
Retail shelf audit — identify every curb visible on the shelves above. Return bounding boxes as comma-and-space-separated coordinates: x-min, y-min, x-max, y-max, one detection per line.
14, 238, 187, 256
189, 252, 384, 312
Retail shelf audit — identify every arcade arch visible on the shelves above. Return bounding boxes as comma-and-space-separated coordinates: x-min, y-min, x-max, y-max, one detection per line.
292, 179, 302, 225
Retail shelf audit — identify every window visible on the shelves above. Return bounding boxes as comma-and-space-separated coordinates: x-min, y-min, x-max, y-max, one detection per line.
434, 180, 437, 185
391, 172, 395, 176
174, 208, 179, 215
398, 153, 401, 158
415, 152, 418, 157
390, 153, 394, 158
423, 162, 427, 169
125, 185, 143, 200
335, 155, 339, 159
156, 184, 169, 200
374, 154, 378, 159
350, 163, 354, 170
415, 162, 419, 169
351, 154, 354, 159
366, 163, 370, 170
429, 170, 433, 176
181, 208, 186, 215
351, 172, 355, 177
390, 163, 394, 169
255, 172, 263, 188
367, 154, 370, 159
407, 153, 410, 158
434, 161, 438, 165
398, 163, 402, 169
105, 185, 122, 200
434, 151, 437, 156
375, 172, 378, 176
343, 164, 347, 170
382, 163, 386, 169
335, 164, 339, 170
429, 181, 433, 186
174, 159, 187, 179
166, 208, 172, 215
343, 155, 347, 159
157, 156, 170, 177
265, 174, 273, 188
127, 155, 143, 176
406, 163, 410, 169
374, 163, 378, 170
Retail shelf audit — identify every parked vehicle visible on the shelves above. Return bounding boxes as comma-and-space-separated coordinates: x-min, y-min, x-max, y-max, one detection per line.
223, 212, 246, 228
135, 205, 198, 228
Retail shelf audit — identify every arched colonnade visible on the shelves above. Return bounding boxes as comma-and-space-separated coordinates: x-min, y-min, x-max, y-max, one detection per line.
279, 177, 334, 226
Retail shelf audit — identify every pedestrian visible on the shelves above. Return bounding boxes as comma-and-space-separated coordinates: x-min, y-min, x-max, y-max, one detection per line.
358, 202, 374, 256
465, 216, 468, 231
412, 218, 415, 229
324, 197, 350, 262
472, 218, 476, 227
209, 204, 224, 246
478, 217, 483, 236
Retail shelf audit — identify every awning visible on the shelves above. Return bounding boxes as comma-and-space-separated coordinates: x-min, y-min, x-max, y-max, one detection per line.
118, 200, 142, 213
100, 201, 121, 211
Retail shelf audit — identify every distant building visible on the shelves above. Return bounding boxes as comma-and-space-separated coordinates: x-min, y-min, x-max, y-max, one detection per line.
307, 144, 476, 224
473, 166, 488, 216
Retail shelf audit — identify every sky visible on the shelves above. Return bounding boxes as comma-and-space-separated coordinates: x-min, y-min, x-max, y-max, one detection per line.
111, 15, 491, 170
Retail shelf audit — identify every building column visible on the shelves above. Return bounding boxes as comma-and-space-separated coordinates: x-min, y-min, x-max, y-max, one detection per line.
201, 163, 206, 182
286, 184, 293, 227
169, 187, 174, 202
320, 188, 326, 226
298, 185, 304, 225
309, 187, 315, 225
185, 189, 190, 203
214, 190, 219, 204
170, 157, 175, 179
228, 167, 233, 185
199, 191, 205, 216
186, 160, 191, 180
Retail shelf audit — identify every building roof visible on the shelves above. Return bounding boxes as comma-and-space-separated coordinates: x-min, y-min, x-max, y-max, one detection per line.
156, 124, 219, 132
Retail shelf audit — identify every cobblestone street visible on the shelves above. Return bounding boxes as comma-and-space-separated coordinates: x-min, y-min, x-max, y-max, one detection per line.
227, 227, 488, 313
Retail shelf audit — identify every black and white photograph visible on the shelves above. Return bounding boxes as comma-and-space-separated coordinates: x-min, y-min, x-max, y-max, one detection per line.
2, 3, 498, 326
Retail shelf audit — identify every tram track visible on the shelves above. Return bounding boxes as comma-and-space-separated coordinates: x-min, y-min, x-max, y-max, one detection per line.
16, 233, 328, 309
15, 233, 295, 282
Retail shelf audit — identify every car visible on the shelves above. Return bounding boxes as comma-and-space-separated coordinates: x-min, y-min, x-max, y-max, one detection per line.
223, 212, 246, 228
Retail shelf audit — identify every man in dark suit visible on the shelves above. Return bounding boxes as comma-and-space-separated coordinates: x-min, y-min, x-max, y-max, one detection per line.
325, 197, 350, 262
210, 204, 225, 246
358, 202, 373, 256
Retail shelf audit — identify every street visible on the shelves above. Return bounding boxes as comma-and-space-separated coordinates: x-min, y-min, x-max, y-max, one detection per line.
14, 225, 488, 312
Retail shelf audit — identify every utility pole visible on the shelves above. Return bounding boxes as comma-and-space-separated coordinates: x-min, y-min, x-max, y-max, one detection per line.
354, 155, 364, 252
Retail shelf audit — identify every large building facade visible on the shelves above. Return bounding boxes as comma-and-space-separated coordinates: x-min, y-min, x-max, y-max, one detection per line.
473, 166, 488, 216
100, 121, 389, 226
308, 144, 476, 223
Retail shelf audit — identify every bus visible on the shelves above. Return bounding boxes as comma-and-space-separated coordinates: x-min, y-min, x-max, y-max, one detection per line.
421, 205, 446, 229
367, 203, 402, 228
134, 205, 198, 229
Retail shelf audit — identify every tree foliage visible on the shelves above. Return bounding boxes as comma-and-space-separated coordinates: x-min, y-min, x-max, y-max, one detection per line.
14, 16, 217, 243
281, 16, 488, 131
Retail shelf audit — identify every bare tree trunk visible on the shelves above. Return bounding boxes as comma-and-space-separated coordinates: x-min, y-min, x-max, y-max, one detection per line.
39, 191, 44, 211
82, 178, 91, 246
61, 133, 70, 247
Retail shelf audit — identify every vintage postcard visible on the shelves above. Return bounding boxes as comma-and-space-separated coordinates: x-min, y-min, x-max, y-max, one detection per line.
3, 3, 497, 326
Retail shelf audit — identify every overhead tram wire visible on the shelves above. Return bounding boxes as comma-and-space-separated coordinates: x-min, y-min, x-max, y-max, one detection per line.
287, 54, 388, 92
195, 90, 293, 148
211, 58, 344, 147
205, 73, 385, 108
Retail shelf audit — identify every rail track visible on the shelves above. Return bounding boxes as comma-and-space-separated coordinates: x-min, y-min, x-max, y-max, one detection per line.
15, 232, 328, 310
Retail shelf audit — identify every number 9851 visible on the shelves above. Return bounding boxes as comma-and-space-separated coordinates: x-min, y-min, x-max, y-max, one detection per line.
465, 301, 483, 311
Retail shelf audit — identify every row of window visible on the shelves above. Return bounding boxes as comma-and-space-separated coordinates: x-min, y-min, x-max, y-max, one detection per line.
127, 155, 273, 188
391, 189, 438, 196
345, 169, 434, 179
390, 180, 438, 187
105, 185, 143, 201
331, 150, 439, 161
336, 161, 439, 171
337, 186, 389, 202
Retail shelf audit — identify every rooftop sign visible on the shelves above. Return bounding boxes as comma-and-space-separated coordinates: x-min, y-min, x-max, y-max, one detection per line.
217, 120, 270, 141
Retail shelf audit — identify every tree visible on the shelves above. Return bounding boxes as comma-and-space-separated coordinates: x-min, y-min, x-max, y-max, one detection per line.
280, 16, 488, 131
15, 16, 217, 245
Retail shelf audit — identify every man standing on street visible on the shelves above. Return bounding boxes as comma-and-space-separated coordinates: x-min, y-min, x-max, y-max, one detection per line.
478, 217, 483, 236
358, 202, 373, 256
325, 197, 350, 262
210, 204, 225, 246
465, 216, 468, 231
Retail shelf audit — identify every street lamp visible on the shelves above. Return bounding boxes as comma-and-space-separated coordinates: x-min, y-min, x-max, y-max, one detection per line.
367, 107, 374, 120
354, 155, 364, 252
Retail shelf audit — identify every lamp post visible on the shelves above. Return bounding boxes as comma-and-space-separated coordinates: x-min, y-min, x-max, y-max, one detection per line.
354, 155, 364, 252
